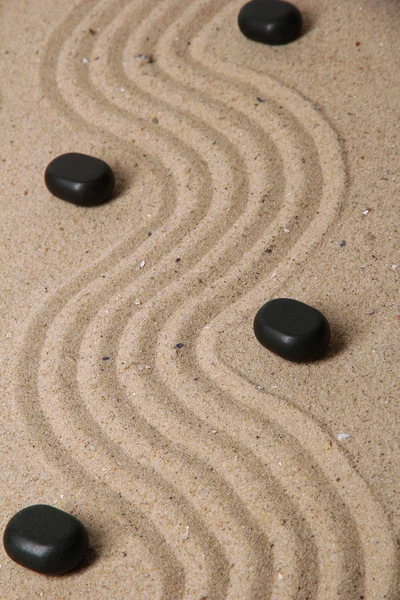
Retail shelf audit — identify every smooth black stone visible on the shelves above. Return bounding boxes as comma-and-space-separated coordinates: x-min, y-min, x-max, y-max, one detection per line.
3, 504, 89, 575
254, 298, 330, 362
238, 0, 302, 46
45, 153, 115, 206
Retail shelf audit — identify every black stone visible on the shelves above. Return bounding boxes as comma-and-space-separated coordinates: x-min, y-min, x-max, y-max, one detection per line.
3, 504, 89, 575
45, 153, 115, 206
253, 298, 330, 362
238, 0, 302, 46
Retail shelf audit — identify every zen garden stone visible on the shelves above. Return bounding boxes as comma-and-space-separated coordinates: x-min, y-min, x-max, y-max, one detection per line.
254, 298, 330, 362
3, 504, 89, 575
45, 152, 115, 206
238, 0, 302, 45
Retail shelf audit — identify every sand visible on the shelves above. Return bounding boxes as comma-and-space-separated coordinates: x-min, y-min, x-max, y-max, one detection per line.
0, 0, 399, 598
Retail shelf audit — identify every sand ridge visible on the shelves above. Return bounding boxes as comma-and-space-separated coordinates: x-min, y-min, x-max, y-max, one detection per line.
0, 0, 399, 598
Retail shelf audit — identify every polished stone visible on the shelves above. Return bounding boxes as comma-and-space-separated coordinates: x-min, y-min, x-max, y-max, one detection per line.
254, 298, 330, 362
238, 0, 302, 45
45, 152, 115, 206
3, 504, 89, 575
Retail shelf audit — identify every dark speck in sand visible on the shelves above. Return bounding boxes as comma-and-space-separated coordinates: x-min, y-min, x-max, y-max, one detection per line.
136, 53, 155, 64
175, 343, 184, 349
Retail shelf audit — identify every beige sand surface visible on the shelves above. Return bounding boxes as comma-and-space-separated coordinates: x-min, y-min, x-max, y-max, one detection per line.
0, 0, 399, 598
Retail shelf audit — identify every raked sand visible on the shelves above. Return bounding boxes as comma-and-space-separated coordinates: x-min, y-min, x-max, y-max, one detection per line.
0, 0, 399, 598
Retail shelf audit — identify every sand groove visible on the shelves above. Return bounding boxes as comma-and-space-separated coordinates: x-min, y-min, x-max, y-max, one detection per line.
11, 0, 397, 599
46, 0, 284, 592
20, 0, 336, 596
57, 0, 328, 596
34, 0, 286, 592
20, 1, 286, 596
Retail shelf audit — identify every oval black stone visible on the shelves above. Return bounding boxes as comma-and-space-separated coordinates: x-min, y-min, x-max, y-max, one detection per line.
254, 298, 330, 362
3, 504, 89, 575
45, 152, 115, 206
238, 0, 302, 46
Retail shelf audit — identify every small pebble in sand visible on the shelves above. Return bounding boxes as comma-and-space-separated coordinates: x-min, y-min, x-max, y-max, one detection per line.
45, 153, 115, 207
176, 343, 184, 349
339, 240, 346, 247
3, 505, 89, 575
139, 260, 146, 269
337, 433, 351, 440
238, 0, 302, 46
136, 53, 155, 64
254, 298, 330, 362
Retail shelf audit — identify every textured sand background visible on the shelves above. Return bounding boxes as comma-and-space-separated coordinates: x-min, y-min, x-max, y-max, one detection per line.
0, 0, 399, 598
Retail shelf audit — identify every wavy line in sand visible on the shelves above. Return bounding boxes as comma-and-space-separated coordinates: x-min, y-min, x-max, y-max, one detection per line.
74, 1, 366, 596
50, 1, 340, 596
16, 2, 288, 596
31, 0, 294, 596
47, 0, 282, 592
28, 1, 324, 596
36, 0, 356, 596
